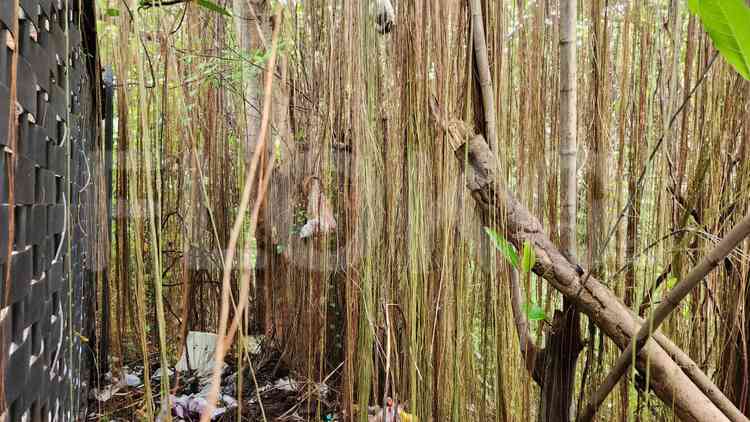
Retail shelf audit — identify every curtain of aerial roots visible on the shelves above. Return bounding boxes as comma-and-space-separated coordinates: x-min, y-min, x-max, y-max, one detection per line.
99, 0, 750, 420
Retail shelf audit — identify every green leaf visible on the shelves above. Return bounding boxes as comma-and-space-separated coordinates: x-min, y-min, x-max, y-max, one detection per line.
525, 302, 547, 322
484, 227, 519, 269
688, 0, 700, 14
666, 275, 678, 290
105, 8, 120, 17
521, 241, 536, 274
195, 0, 233, 17
689, 0, 750, 80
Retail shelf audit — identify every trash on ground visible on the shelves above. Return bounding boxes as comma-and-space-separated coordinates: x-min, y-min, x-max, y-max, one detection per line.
152, 367, 174, 379
90, 367, 143, 402
176, 331, 220, 377
170, 393, 238, 420
88, 336, 336, 421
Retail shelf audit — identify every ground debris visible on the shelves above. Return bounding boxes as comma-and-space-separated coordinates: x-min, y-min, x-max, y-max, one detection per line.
87, 336, 337, 421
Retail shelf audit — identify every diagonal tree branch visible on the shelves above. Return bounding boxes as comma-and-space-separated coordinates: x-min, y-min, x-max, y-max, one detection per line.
440, 124, 746, 421
578, 213, 750, 422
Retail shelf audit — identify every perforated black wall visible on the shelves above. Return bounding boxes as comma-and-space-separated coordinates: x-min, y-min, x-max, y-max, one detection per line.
0, 1, 100, 420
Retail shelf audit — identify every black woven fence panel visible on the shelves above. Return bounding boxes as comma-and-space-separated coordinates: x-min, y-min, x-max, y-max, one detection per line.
0, 1, 100, 420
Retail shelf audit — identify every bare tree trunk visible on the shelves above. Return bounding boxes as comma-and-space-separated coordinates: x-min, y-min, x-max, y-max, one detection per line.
537, 308, 582, 422
559, 0, 577, 263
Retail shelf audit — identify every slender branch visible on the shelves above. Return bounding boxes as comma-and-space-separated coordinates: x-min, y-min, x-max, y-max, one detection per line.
509, 267, 542, 382
139, 0, 187, 9
469, 0, 498, 152
578, 213, 750, 422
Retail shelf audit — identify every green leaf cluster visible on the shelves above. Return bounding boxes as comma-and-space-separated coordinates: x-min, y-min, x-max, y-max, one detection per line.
484, 227, 547, 322
484, 227, 518, 269
524, 302, 547, 322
